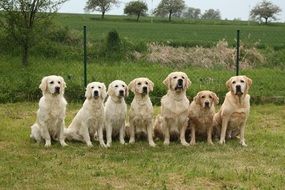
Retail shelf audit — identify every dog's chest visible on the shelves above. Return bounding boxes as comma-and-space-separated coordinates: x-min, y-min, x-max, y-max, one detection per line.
163, 99, 189, 117
228, 112, 247, 128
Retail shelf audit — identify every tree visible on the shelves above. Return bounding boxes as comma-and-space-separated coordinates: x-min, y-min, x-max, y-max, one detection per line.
154, 0, 185, 22
201, 9, 221, 20
183, 7, 201, 19
124, 1, 148, 22
250, 0, 282, 24
0, 0, 67, 65
85, 0, 118, 19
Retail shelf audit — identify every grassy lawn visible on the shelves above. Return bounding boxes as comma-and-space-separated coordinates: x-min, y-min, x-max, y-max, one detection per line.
0, 102, 284, 189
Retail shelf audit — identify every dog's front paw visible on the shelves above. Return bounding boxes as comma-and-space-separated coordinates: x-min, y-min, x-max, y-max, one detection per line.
149, 142, 156, 147
182, 141, 190, 146
87, 142, 93, 147
44, 142, 51, 148
207, 141, 214, 145
219, 139, 225, 145
120, 140, 125, 145
163, 140, 170, 146
100, 143, 107, 148
189, 141, 196, 146
60, 141, 68, 147
106, 143, 111, 147
240, 141, 247, 147
129, 138, 135, 144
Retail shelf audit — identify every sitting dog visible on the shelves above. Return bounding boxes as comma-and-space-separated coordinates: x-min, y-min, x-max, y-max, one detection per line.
104, 80, 128, 147
188, 90, 219, 145
157, 72, 191, 146
64, 82, 107, 147
214, 75, 252, 146
30, 75, 68, 147
128, 77, 156, 147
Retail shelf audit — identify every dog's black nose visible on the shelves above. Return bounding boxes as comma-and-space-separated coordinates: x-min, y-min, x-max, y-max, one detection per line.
143, 86, 148, 93
119, 90, 124, 96
236, 85, 241, 92
205, 102, 210, 107
178, 79, 183, 86
94, 90, 99, 97
55, 87, 60, 93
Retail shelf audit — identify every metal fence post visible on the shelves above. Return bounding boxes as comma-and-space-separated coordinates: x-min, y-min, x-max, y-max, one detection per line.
236, 30, 240, 76
83, 26, 87, 87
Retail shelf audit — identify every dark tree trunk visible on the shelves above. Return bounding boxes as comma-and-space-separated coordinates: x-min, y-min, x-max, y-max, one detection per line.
101, 11, 105, 19
137, 12, 140, 22
22, 43, 29, 66
169, 10, 172, 22
265, 17, 268, 24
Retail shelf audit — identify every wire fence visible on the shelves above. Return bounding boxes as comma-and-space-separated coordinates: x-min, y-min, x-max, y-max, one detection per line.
0, 25, 284, 104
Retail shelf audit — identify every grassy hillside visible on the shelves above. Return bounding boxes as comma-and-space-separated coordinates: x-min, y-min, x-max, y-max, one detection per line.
0, 103, 284, 189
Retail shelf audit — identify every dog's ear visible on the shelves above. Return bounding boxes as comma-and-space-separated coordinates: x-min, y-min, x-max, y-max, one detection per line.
244, 76, 253, 89
124, 82, 129, 97
147, 78, 154, 92
128, 79, 136, 93
163, 74, 171, 89
107, 82, 115, 97
185, 76, 192, 89
39, 76, 48, 94
226, 77, 233, 91
58, 76, 66, 94
211, 92, 219, 105
101, 83, 107, 100
193, 92, 200, 103
85, 84, 92, 99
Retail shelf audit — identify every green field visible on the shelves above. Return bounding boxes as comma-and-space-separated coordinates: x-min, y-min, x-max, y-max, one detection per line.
0, 103, 284, 189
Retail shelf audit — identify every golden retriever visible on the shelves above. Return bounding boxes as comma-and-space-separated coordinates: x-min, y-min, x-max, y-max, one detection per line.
188, 90, 219, 145
104, 80, 128, 147
214, 75, 252, 146
157, 72, 191, 146
30, 75, 68, 147
64, 82, 107, 147
128, 77, 156, 147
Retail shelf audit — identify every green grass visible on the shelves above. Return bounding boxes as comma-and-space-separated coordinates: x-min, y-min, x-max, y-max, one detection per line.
0, 103, 284, 189
0, 56, 284, 104
55, 13, 285, 48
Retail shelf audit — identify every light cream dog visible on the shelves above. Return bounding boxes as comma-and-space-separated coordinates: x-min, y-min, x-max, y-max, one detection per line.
188, 90, 219, 145
64, 82, 107, 147
159, 72, 191, 146
30, 75, 68, 147
104, 80, 128, 147
214, 75, 252, 146
128, 77, 156, 147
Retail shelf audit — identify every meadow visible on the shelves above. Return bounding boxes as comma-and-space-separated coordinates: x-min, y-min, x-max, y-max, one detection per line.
0, 103, 284, 189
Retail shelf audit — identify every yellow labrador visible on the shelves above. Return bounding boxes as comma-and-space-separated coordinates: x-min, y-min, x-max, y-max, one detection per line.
159, 72, 191, 146
30, 75, 68, 147
128, 77, 156, 147
104, 80, 128, 147
214, 75, 252, 146
64, 82, 107, 147
188, 90, 219, 145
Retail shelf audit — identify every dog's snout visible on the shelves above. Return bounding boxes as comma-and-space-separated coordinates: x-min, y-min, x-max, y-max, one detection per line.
236, 85, 241, 91
205, 101, 210, 107
143, 86, 148, 93
55, 86, 60, 93
119, 90, 124, 96
94, 90, 99, 96
178, 79, 183, 85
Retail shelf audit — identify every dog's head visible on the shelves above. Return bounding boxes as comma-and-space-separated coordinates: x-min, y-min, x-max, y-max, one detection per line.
193, 90, 219, 108
107, 80, 128, 98
85, 82, 107, 100
128, 77, 154, 95
163, 72, 191, 92
226, 76, 252, 96
39, 75, 66, 96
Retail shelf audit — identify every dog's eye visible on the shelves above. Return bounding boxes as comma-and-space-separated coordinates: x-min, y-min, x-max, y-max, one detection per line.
173, 76, 177, 79
240, 80, 245, 83
50, 81, 54, 84
201, 96, 205, 98
122, 85, 125, 87
138, 82, 141, 85
91, 86, 94, 89
232, 81, 236, 84
98, 86, 101, 89
145, 82, 148, 85
58, 81, 61, 84
182, 76, 185, 79
209, 96, 212, 99
115, 85, 118, 88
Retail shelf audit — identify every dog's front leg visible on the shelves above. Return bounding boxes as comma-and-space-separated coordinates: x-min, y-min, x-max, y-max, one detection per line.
163, 119, 170, 145
207, 125, 214, 145
147, 121, 156, 147
98, 124, 107, 148
239, 121, 247, 147
180, 121, 189, 146
58, 119, 68, 147
106, 122, 113, 147
219, 117, 229, 144
119, 123, 126, 145
39, 120, 51, 147
189, 125, 196, 145
80, 124, 93, 147
129, 121, 135, 144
